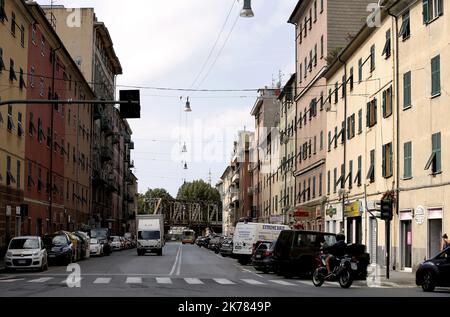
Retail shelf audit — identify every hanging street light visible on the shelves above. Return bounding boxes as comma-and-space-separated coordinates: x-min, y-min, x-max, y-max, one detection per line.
240, 0, 254, 18
184, 162, 188, 170
182, 143, 187, 153
184, 97, 192, 112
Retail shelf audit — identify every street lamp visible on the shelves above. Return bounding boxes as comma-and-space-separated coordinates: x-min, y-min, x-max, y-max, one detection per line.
240, 0, 254, 18
184, 97, 192, 112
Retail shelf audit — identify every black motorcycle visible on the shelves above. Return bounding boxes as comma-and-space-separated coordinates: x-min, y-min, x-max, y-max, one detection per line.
312, 252, 357, 289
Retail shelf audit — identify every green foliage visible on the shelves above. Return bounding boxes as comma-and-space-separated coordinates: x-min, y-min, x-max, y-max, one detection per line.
137, 188, 173, 213
176, 180, 221, 202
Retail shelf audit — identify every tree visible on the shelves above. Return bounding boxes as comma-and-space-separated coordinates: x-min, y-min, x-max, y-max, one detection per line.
176, 180, 221, 202
137, 188, 173, 213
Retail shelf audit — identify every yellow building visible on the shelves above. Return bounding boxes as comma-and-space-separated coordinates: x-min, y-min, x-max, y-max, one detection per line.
324, 0, 449, 271
0, 0, 33, 250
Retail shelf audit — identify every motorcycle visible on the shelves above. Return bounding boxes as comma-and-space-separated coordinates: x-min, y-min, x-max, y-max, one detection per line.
312, 252, 358, 289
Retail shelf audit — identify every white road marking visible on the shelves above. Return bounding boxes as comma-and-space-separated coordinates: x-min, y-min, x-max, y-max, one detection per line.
28, 277, 54, 283
126, 277, 142, 284
213, 278, 236, 285
269, 280, 296, 286
0, 279, 24, 283
156, 277, 172, 284
61, 277, 83, 284
241, 279, 265, 285
176, 245, 182, 276
242, 269, 253, 273
184, 278, 204, 285
169, 244, 182, 276
93, 278, 112, 284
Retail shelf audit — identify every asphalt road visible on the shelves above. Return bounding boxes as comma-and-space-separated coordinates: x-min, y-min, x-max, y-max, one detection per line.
0, 242, 449, 297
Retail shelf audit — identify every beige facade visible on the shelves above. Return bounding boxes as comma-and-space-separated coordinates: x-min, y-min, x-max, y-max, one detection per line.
324, 0, 450, 271
218, 166, 235, 236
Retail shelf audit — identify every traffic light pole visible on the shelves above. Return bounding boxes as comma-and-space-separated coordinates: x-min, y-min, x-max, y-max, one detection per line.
386, 219, 390, 280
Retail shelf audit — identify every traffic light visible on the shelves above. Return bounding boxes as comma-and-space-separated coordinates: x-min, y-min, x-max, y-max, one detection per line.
119, 90, 141, 119
380, 199, 393, 221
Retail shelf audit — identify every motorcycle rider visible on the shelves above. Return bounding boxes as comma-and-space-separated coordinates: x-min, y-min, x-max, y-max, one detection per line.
322, 233, 347, 276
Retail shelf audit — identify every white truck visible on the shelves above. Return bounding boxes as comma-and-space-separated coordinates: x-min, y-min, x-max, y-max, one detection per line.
233, 222, 289, 265
136, 214, 165, 256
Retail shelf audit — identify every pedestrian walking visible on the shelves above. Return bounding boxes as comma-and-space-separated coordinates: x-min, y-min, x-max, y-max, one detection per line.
442, 234, 450, 251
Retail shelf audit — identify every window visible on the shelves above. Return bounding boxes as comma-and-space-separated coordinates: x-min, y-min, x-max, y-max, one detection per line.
399, 10, 410, 40
328, 131, 331, 152
431, 55, 440, 96
367, 150, 375, 183
358, 58, 363, 82
314, 136, 317, 155
27, 162, 33, 188
309, 8, 312, 29
307, 178, 311, 201
19, 68, 25, 90
382, 86, 393, 118
0, 47, 5, 73
17, 112, 23, 137
30, 67, 35, 87
9, 59, 17, 82
404, 142, 412, 179
367, 98, 377, 128
7, 104, 15, 132
423, 0, 444, 24
348, 160, 353, 189
6, 156, 16, 186
341, 75, 346, 98
403, 71, 411, 109
349, 67, 354, 91
382, 143, 393, 178
320, 0, 324, 13
39, 78, 44, 97
425, 132, 441, 174
334, 127, 338, 148
347, 114, 355, 139
37, 118, 44, 143
37, 168, 42, 192
46, 128, 51, 147
370, 45, 375, 71
382, 29, 391, 59
312, 176, 316, 199
29, 112, 35, 136
20, 25, 24, 47
299, 23, 303, 44
320, 131, 323, 150
358, 109, 363, 134
304, 16, 307, 37
11, 12, 15, 36
0, 0, 7, 22
304, 57, 307, 78
41, 36, 45, 56
320, 91, 324, 111
314, 1, 317, 22
333, 168, 337, 193
299, 63, 302, 83
16, 161, 20, 189
320, 35, 324, 58
334, 82, 338, 103
309, 140, 312, 157
32, 24, 37, 44
319, 173, 323, 197
314, 44, 317, 66
356, 155, 362, 187
309, 50, 313, 72
327, 170, 331, 195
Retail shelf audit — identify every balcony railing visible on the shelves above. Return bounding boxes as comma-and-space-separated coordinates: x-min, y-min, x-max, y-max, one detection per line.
101, 117, 113, 136
101, 146, 113, 162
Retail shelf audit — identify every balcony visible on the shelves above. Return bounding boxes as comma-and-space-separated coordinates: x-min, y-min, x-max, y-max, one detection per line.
101, 117, 113, 136
232, 172, 240, 184
93, 104, 103, 121
101, 146, 113, 162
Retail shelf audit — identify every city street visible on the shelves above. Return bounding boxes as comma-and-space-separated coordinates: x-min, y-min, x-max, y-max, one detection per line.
0, 243, 448, 297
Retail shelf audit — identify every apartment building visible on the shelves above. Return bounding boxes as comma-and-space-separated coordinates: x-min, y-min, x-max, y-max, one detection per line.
288, 0, 375, 231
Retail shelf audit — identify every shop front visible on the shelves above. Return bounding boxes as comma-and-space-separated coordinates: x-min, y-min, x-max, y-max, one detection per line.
344, 201, 363, 245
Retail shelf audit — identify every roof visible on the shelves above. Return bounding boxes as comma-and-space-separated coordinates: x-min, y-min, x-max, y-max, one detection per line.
94, 21, 123, 75
288, 0, 306, 24
278, 73, 296, 100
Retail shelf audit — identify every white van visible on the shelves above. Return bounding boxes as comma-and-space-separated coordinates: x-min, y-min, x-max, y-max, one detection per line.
233, 222, 289, 264
136, 214, 165, 256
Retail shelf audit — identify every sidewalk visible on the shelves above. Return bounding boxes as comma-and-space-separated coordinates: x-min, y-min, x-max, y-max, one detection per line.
367, 265, 417, 288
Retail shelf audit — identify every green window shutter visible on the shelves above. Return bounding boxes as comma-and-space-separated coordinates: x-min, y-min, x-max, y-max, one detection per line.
382, 145, 386, 178
358, 109, 362, 133
366, 102, 370, 127
438, 0, 444, 16
404, 142, 412, 178
382, 90, 387, 117
389, 144, 393, 176
374, 99, 378, 125
431, 55, 441, 96
404, 72, 411, 108
433, 132, 442, 172
423, 0, 430, 24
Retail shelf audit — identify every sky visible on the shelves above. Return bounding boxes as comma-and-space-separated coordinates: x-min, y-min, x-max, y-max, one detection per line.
37, 0, 297, 197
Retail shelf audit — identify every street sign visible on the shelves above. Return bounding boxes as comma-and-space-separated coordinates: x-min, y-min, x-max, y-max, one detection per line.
119, 90, 141, 119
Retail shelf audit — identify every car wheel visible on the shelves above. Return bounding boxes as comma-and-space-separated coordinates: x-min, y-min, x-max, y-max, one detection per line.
422, 271, 436, 292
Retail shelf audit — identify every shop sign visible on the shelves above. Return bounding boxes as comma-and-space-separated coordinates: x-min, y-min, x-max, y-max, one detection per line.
345, 201, 362, 218
326, 207, 337, 218
415, 206, 425, 225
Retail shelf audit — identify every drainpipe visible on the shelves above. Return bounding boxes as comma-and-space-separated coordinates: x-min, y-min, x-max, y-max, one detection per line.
338, 56, 347, 235
388, 1, 400, 274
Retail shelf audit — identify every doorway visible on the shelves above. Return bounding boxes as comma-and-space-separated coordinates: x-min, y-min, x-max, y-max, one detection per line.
401, 220, 412, 269
428, 219, 442, 258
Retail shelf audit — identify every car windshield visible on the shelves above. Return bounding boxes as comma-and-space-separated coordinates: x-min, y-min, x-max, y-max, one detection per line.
138, 231, 160, 240
45, 235, 68, 246
112, 237, 120, 241
9, 238, 39, 250
91, 229, 109, 239
90, 239, 98, 244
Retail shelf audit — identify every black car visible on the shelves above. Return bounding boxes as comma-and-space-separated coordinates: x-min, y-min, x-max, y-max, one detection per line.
196, 236, 209, 248
272, 230, 337, 278
252, 241, 276, 273
416, 247, 450, 292
43, 233, 74, 265
220, 238, 233, 257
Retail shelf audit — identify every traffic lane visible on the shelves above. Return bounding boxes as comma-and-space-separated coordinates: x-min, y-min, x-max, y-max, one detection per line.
0, 242, 182, 278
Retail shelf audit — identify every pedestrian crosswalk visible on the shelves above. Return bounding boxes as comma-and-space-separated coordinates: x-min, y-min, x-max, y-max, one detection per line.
0, 275, 394, 289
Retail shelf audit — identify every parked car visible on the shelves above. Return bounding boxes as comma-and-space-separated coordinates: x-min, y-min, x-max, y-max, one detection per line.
89, 238, 104, 256
43, 232, 75, 265
220, 238, 233, 257
208, 235, 225, 253
252, 241, 276, 273
89, 228, 112, 256
111, 236, 122, 251
272, 230, 337, 278
416, 246, 450, 292
4, 236, 48, 272
73, 231, 90, 260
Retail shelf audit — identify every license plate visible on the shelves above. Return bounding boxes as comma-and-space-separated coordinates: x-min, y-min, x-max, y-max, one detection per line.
351, 263, 358, 270
235, 246, 242, 249
49, 255, 56, 258
256, 255, 262, 259
18, 260, 26, 264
